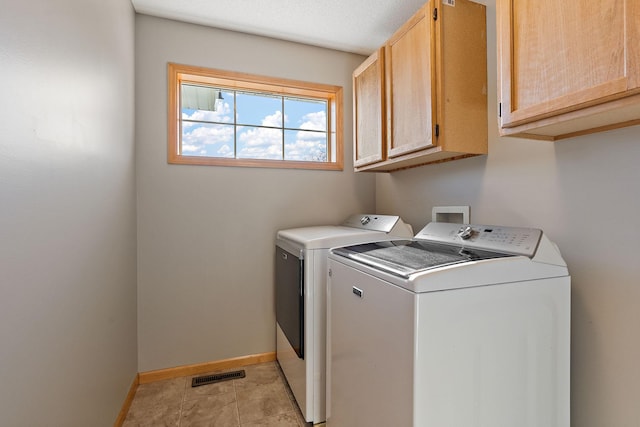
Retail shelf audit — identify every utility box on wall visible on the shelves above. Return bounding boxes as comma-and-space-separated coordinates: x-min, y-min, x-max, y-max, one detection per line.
432, 206, 469, 224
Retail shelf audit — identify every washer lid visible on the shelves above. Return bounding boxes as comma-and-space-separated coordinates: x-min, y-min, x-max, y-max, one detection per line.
331, 240, 514, 278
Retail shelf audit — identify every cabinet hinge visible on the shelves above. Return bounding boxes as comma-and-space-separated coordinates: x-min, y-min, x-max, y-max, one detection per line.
435, 124, 440, 137
433, 7, 438, 20
499, 102, 502, 118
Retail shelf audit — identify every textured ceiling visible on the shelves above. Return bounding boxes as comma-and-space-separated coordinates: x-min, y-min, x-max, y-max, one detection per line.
130, 0, 430, 55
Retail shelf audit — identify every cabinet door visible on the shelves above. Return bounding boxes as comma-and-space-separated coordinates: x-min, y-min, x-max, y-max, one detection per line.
498, 0, 640, 130
386, 3, 437, 158
353, 48, 385, 167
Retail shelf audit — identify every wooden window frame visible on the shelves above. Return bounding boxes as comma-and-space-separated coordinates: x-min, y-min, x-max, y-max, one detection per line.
168, 63, 344, 170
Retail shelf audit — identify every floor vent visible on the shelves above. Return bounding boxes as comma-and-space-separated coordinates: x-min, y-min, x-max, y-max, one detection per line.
191, 370, 246, 388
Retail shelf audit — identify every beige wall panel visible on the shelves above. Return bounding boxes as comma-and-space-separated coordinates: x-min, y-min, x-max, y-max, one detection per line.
0, 0, 137, 425
135, 15, 374, 371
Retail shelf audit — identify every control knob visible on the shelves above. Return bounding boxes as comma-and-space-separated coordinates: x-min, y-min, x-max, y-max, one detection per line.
457, 226, 474, 240
360, 216, 371, 225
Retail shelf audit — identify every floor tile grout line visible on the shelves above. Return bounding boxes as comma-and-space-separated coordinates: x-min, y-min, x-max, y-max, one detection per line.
233, 375, 241, 426
178, 375, 187, 427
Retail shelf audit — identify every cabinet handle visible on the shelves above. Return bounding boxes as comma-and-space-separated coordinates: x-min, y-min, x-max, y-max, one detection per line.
352, 286, 363, 298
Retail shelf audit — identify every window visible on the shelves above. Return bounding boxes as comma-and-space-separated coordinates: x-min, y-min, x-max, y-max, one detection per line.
168, 63, 343, 170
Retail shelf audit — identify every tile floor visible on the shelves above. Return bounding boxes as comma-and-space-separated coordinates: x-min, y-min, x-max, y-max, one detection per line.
123, 362, 318, 427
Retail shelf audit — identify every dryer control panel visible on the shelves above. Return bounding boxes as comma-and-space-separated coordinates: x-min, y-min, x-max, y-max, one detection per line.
341, 214, 413, 237
415, 222, 542, 257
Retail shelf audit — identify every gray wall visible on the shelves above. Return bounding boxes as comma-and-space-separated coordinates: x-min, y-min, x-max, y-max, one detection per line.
376, 2, 640, 426
135, 15, 374, 371
0, 0, 137, 425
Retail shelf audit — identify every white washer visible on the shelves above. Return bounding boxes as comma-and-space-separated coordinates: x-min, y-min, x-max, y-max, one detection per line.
275, 214, 413, 424
327, 222, 571, 427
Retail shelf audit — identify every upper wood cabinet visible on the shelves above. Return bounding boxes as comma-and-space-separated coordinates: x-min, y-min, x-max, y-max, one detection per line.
353, 0, 488, 172
497, 0, 640, 140
353, 48, 386, 167
386, 6, 437, 159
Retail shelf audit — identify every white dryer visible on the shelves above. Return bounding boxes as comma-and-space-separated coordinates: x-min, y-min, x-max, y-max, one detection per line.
327, 222, 571, 427
275, 214, 413, 424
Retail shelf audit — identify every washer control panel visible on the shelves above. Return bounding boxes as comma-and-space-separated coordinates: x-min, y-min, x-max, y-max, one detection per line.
415, 222, 542, 257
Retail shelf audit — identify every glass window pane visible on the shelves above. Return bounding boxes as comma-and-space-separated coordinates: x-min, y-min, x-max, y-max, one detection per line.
237, 126, 283, 160
182, 88, 234, 125
236, 92, 282, 127
181, 122, 234, 158
284, 98, 327, 131
177, 82, 334, 164
284, 129, 327, 162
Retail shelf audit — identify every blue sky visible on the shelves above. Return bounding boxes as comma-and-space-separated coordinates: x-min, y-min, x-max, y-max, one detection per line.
181, 88, 328, 161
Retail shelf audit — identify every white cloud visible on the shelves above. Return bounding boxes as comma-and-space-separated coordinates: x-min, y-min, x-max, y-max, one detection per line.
217, 144, 233, 156
299, 111, 326, 131
181, 111, 234, 157
182, 123, 234, 147
237, 126, 282, 159
182, 102, 233, 125
262, 111, 283, 127
285, 130, 327, 161
182, 144, 201, 153
239, 127, 280, 147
